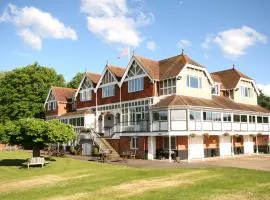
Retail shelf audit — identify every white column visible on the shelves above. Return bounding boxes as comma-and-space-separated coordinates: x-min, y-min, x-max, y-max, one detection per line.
256, 135, 259, 155
187, 109, 190, 131
201, 135, 204, 161
149, 110, 153, 132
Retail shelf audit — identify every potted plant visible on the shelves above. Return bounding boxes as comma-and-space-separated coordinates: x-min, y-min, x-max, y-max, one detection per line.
189, 133, 196, 137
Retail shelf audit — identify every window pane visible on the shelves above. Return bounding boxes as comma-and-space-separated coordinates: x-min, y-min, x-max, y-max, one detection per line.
171, 110, 186, 120
241, 115, 247, 122
234, 115, 240, 122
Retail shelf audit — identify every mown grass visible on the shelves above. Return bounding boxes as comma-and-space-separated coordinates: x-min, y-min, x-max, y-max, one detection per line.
0, 151, 270, 200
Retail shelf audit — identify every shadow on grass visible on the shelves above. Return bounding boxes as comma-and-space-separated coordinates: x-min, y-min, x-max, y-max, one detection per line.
0, 159, 25, 166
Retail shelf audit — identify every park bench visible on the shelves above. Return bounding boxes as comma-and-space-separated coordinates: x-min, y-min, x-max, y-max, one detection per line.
22, 157, 49, 170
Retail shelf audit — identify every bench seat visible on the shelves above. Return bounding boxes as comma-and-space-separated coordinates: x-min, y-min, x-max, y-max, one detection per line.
22, 157, 49, 170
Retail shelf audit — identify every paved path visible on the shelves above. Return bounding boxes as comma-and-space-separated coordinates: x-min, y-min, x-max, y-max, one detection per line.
66, 154, 270, 171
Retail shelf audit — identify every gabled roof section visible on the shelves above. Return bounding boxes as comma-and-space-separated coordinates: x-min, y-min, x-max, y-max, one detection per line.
85, 72, 101, 86
133, 54, 205, 80
211, 68, 252, 89
107, 65, 126, 81
152, 95, 270, 113
51, 87, 76, 102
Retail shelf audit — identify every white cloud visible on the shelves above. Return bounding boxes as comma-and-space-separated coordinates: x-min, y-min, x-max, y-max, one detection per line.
257, 83, 270, 97
177, 39, 191, 49
0, 3, 77, 50
201, 26, 268, 58
201, 34, 214, 50
146, 40, 156, 51
80, 0, 154, 47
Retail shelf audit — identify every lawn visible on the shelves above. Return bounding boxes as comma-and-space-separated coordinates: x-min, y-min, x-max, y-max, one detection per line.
0, 151, 270, 200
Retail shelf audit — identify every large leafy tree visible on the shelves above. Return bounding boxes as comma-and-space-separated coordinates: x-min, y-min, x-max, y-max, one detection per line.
67, 72, 84, 89
258, 92, 270, 110
0, 118, 75, 157
0, 63, 65, 122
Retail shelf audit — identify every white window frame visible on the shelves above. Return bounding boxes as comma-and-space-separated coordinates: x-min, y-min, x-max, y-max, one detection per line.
159, 78, 177, 96
102, 85, 115, 98
47, 101, 57, 111
187, 75, 202, 89
80, 89, 92, 101
189, 110, 201, 121
240, 86, 252, 97
130, 137, 139, 149
128, 77, 144, 93
211, 84, 220, 95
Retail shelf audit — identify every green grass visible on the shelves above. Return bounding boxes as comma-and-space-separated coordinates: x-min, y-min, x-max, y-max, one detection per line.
0, 151, 270, 200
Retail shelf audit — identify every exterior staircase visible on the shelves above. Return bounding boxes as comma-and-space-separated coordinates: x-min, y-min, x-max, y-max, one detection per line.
83, 129, 120, 160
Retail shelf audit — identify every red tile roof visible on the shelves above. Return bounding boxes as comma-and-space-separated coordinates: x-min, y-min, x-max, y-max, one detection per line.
86, 72, 101, 85
152, 95, 270, 113
107, 65, 126, 81
51, 87, 76, 102
211, 68, 252, 89
134, 54, 205, 80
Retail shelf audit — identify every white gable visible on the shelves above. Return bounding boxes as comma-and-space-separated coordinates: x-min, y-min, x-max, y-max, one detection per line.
126, 61, 145, 80
80, 76, 93, 91
101, 70, 116, 85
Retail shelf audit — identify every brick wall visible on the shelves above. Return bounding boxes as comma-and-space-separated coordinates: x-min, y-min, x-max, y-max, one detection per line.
76, 91, 96, 109
233, 135, 244, 147
177, 136, 188, 150
203, 135, 219, 148
256, 135, 269, 145
45, 102, 68, 116
121, 77, 154, 102
97, 85, 120, 105
108, 136, 148, 159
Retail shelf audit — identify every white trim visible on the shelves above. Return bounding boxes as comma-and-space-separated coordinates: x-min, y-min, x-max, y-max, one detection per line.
74, 74, 94, 98
120, 56, 154, 86
95, 66, 120, 92
235, 78, 260, 95
44, 88, 53, 108
177, 64, 214, 86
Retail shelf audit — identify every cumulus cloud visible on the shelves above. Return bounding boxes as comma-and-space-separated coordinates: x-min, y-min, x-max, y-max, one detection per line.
0, 3, 77, 50
177, 39, 191, 49
146, 40, 156, 51
257, 83, 270, 97
201, 26, 268, 58
80, 0, 154, 47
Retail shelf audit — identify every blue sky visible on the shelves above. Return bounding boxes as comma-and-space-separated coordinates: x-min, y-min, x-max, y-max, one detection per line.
0, 0, 270, 94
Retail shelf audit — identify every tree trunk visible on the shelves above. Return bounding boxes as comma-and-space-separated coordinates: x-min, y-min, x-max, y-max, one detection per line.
33, 146, 41, 157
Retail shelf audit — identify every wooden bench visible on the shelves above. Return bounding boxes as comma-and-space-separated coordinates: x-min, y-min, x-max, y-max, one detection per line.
22, 157, 49, 170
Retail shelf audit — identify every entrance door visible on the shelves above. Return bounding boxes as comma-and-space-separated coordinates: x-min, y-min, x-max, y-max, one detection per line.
189, 136, 203, 159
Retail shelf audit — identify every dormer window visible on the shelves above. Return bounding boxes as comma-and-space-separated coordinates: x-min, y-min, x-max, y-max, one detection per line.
128, 77, 144, 93
187, 75, 202, 89
48, 101, 57, 111
80, 89, 91, 101
102, 85, 115, 98
240, 86, 252, 97
211, 84, 220, 95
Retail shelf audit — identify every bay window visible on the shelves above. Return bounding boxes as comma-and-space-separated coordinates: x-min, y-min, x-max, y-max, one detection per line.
159, 78, 176, 96
223, 113, 232, 122
189, 110, 201, 121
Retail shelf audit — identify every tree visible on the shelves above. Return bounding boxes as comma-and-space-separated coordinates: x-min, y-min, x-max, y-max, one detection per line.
258, 92, 270, 110
67, 72, 84, 89
0, 118, 76, 157
0, 63, 66, 122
